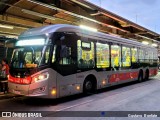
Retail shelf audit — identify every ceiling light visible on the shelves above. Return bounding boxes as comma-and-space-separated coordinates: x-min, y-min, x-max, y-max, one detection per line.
22, 9, 55, 20
80, 25, 97, 32
0, 24, 14, 29
142, 41, 149, 45
151, 43, 158, 47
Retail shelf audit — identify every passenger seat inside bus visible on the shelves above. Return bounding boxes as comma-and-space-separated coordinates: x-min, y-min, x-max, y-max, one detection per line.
78, 59, 94, 68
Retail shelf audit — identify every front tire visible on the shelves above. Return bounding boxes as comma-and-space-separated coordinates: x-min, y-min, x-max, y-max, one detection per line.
83, 79, 95, 94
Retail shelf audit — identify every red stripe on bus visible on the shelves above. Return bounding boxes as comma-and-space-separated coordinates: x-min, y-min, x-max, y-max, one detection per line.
109, 71, 139, 83
149, 68, 158, 76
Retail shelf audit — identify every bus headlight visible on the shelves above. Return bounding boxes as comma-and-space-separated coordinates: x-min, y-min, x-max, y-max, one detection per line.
32, 72, 49, 83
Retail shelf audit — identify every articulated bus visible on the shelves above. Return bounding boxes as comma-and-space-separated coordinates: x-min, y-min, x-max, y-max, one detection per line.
8, 24, 158, 98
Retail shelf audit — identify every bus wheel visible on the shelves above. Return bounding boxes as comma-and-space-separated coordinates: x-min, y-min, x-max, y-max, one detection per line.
83, 77, 96, 94
145, 70, 149, 80
138, 70, 143, 82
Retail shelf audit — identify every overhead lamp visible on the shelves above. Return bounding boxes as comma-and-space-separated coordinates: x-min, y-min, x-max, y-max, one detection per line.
26, 0, 129, 33
80, 25, 97, 32
142, 41, 149, 45
0, 24, 14, 29
151, 43, 158, 47
22, 9, 55, 20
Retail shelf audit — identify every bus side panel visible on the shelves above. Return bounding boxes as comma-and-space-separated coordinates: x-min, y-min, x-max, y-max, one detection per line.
57, 73, 80, 97
149, 67, 158, 77
28, 80, 48, 97
46, 68, 57, 98
108, 70, 139, 83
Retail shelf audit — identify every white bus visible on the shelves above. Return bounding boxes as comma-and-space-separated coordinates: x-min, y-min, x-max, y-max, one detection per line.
8, 24, 158, 98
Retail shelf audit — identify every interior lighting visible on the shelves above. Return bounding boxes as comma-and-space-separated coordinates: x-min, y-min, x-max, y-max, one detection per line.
0, 24, 14, 29
151, 43, 158, 47
80, 25, 98, 32
142, 41, 149, 45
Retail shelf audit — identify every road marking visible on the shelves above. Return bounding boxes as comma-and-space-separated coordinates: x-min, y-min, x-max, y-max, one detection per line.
55, 99, 94, 111
55, 79, 160, 111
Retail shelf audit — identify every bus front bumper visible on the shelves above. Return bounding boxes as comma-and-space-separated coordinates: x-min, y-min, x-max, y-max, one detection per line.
8, 81, 49, 97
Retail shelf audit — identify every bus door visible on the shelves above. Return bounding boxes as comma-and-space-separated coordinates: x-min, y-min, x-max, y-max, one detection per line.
53, 32, 78, 97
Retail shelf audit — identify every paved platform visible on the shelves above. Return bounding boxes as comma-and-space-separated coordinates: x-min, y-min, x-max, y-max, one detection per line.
0, 92, 20, 100
0, 73, 160, 120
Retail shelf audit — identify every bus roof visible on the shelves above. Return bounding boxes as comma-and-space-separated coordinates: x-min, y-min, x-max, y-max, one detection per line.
19, 24, 156, 49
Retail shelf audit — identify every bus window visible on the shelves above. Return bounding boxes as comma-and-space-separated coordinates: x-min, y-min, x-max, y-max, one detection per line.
35, 51, 41, 64
25, 52, 32, 64
40, 46, 51, 64
144, 50, 149, 62
45, 46, 50, 64
153, 50, 158, 60
96, 42, 109, 68
122, 46, 131, 67
77, 40, 95, 68
111, 45, 121, 67
139, 49, 144, 62
131, 48, 137, 63
149, 51, 153, 62
52, 46, 56, 63
153, 50, 158, 63
59, 46, 72, 65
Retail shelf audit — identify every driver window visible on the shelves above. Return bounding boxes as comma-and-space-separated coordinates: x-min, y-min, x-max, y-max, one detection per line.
52, 46, 56, 63
45, 46, 50, 64
40, 46, 50, 64
35, 51, 41, 64
25, 52, 32, 64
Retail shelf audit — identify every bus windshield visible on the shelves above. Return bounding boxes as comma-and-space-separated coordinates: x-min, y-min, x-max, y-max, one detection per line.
11, 45, 51, 68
